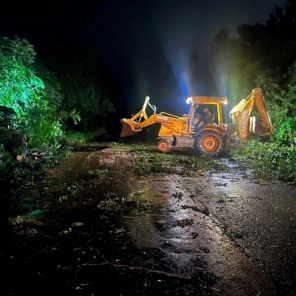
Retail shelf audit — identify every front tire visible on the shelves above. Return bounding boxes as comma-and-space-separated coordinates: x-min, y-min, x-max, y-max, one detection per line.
196, 131, 223, 156
157, 138, 172, 153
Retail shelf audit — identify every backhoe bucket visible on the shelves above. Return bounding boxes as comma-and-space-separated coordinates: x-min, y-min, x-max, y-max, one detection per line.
120, 119, 142, 137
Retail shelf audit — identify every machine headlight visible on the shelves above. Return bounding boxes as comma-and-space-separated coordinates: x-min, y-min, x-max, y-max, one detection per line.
186, 97, 192, 104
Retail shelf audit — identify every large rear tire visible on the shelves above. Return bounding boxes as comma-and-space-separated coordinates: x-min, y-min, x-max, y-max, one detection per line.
157, 138, 172, 153
196, 131, 223, 156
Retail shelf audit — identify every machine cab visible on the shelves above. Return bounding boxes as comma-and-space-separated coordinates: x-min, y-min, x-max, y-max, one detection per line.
186, 96, 228, 134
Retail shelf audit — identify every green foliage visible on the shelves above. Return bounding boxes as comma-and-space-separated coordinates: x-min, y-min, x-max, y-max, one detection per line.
131, 146, 225, 176
254, 74, 287, 130
0, 36, 36, 65
186, 155, 229, 172
34, 62, 63, 107
230, 140, 296, 182
254, 66, 296, 146
284, 62, 296, 115
0, 36, 71, 151
34, 62, 81, 128
0, 56, 45, 118
273, 117, 296, 146
134, 151, 171, 175
25, 101, 64, 149
0, 146, 14, 171
0, 109, 15, 144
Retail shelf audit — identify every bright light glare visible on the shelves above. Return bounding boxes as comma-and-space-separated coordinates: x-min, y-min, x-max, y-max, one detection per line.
186, 97, 192, 104
223, 100, 228, 105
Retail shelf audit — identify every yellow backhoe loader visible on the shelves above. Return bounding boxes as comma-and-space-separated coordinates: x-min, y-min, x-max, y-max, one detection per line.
120, 87, 274, 156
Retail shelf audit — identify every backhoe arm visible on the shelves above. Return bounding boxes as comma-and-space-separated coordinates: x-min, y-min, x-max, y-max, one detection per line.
251, 88, 274, 136
229, 88, 274, 144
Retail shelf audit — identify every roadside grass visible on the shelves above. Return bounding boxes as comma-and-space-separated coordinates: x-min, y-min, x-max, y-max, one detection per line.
121, 144, 230, 176
230, 140, 296, 182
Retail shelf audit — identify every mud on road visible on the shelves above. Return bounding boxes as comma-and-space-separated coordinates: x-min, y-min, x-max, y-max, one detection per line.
1, 147, 296, 296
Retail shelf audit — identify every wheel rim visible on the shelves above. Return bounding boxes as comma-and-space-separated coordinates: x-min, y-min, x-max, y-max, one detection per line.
159, 142, 168, 152
202, 136, 219, 152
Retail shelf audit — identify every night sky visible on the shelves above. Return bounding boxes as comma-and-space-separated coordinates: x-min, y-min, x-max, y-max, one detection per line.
0, 0, 287, 115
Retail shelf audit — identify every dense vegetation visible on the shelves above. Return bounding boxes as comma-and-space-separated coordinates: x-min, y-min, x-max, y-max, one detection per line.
0, 0, 296, 196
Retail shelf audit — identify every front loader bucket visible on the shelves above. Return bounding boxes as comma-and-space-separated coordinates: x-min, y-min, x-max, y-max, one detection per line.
120, 119, 142, 137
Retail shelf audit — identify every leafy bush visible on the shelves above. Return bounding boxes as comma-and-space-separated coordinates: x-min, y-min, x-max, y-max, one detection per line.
230, 140, 296, 181
0, 36, 83, 153
273, 117, 296, 146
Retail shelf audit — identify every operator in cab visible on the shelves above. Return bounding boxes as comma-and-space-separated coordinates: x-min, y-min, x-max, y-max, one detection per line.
192, 104, 202, 132
202, 107, 215, 124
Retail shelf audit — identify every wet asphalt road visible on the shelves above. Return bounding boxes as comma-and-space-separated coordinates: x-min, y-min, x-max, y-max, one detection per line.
120, 171, 296, 296
2, 147, 296, 295
51, 148, 296, 295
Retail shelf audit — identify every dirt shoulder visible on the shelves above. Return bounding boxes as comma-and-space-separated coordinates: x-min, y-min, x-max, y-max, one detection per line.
1, 147, 296, 296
